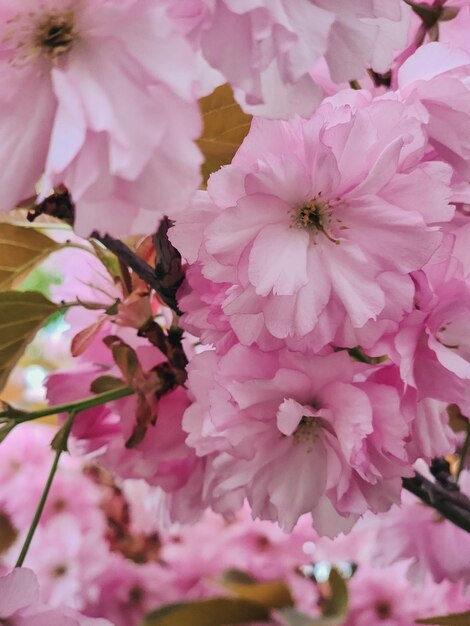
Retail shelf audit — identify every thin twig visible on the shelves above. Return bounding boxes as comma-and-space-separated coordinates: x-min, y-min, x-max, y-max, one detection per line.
0, 386, 134, 422
93, 221, 184, 314
15, 412, 76, 566
92, 233, 162, 293
403, 472, 470, 533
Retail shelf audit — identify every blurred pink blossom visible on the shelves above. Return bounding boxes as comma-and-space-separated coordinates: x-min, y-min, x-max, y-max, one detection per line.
0, 0, 202, 236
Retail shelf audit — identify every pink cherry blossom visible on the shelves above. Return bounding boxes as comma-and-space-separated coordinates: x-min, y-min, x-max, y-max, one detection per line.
381, 263, 470, 415
373, 469, 470, 586
173, 0, 410, 118
85, 557, 174, 626
183, 346, 413, 536
365, 364, 456, 463
46, 332, 202, 500
344, 562, 470, 626
398, 42, 470, 181
0, 568, 112, 626
0, 0, 202, 237
23, 514, 107, 610
173, 93, 454, 353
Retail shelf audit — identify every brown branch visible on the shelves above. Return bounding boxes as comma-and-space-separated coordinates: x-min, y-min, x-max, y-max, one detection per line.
93, 233, 158, 288
152, 217, 185, 315
92, 224, 183, 315
402, 472, 470, 533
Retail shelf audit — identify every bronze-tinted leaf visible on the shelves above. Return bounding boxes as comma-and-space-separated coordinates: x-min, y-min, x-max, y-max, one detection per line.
90, 375, 126, 395
280, 608, 347, 626
221, 569, 257, 585
416, 611, 470, 625
197, 84, 252, 184
281, 568, 349, 626
0, 224, 61, 291
323, 569, 348, 618
142, 598, 270, 626
103, 336, 139, 384
221, 579, 293, 610
71, 317, 106, 357
0, 512, 17, 554
0, 291, 59, 391
447, 404, 469, 433
403, 1, 442, 27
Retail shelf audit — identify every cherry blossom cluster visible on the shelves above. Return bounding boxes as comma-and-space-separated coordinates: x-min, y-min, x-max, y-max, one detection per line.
23, 3, 469, 537
0, 0, 410, 236
1, 424, 469, 625
3, 0, 470, 622
170, 42, 470, 535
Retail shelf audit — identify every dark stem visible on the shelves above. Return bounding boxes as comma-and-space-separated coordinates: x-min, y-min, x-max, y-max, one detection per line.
402, 472, 470, 533
92, 233, 161, 292
92, 224, 183, 315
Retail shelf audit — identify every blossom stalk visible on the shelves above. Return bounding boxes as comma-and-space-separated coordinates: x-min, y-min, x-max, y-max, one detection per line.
0, 386, 135, 424
15, 411, 76, 567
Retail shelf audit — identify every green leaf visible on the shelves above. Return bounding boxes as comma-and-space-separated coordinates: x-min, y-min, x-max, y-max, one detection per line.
19, 266, 62, 298
142, 598, 270, 626
0, 224, 61, 291
416, 612, 470, 625
197, 84, 252, 185
0, 291, 59, 391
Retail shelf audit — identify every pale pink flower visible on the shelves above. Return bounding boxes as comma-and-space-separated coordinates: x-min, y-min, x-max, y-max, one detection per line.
46, 367, 122, 455
183, 347, 412, 536
0, 0, 202, 236
99, 387, 202, 494
3, 459, 104, 534
373, 470, 470, 586
345, 562, 470, 626
161, 507, 315, 587
47, 334, 202, 498
0, 568, 112, 626
159, 508, 318, 613
387, 270, 470, 415
86, 556, 175, 626
398, 42, 470, 180
173, 93, 453, 353
23, 514, 109, 610
366, 364, 456, 463
177, 265, 244, 354
175, 0, 409, 118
